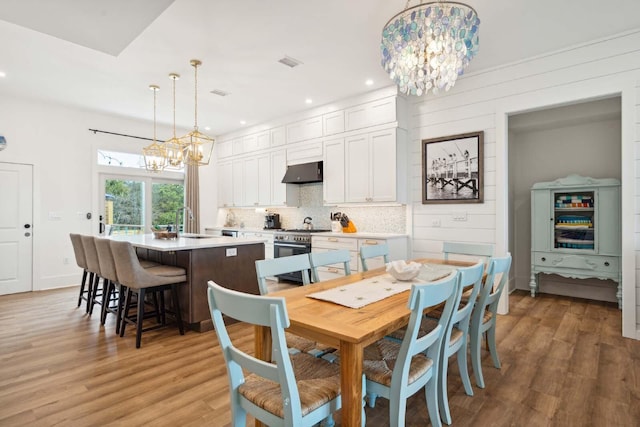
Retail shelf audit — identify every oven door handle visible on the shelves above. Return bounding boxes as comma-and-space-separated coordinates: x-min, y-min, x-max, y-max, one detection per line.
275, 242, 309, 249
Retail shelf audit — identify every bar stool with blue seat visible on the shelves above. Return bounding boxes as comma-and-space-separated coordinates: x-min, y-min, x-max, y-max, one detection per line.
110, 240, 187, 348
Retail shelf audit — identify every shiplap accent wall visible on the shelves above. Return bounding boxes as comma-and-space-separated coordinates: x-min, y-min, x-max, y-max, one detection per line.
407, 29, 640, 338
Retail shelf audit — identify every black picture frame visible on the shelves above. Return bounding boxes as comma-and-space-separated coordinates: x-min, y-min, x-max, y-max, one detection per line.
422, 131, 484, 204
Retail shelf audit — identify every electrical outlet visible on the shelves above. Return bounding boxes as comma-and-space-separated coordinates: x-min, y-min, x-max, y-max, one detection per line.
226, 248, 237, 257
63, 257, 70, 265
452, 212, 467, 221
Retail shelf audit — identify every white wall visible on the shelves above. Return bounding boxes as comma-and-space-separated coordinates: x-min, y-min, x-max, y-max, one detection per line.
0, 94, 174, 290
407, 30, 640, 338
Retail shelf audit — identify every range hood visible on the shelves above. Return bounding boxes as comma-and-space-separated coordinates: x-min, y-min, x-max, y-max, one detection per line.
281, 161, 323, 184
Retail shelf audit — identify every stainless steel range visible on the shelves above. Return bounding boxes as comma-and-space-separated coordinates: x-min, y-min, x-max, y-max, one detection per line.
273, 229, 331, 283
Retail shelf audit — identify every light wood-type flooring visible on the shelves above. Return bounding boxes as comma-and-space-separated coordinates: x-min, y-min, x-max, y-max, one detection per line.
1, 287, 639, 426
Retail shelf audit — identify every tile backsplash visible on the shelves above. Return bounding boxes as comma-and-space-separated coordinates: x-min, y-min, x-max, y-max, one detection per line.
215, 183, 407, 233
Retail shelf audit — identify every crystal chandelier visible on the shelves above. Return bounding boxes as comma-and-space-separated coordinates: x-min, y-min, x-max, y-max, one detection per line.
163, 73, 185, 169
180, 59, 215, 166
381, 1, 480, 96
142, 85, 167, 172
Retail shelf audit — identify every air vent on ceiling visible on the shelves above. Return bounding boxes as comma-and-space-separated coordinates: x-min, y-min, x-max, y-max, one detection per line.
278, 55, 303, 68
210, 89, 230, 97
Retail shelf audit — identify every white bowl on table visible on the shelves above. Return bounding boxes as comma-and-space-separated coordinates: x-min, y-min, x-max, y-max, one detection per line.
386, 260, 421, 281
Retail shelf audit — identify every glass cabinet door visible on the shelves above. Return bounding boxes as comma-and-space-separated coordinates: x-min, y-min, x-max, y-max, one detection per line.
553, 190, 595, 250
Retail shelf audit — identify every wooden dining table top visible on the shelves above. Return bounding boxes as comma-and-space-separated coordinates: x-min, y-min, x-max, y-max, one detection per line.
254, 257, 476, 427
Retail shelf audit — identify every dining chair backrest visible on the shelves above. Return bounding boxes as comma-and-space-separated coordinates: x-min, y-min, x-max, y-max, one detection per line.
469, 253, 512, 389
359, 243, 390, 272
69, 233, 87, 270
451, 260, 484, 326
80, 235, 100, 275
308, 250, 351, 283
255, 254, 311, 295
94, 237, 118, 283
207, 281, 342, 427
443, 242, 494, 265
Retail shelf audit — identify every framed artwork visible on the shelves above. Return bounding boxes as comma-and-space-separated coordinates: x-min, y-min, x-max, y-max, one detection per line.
422, 131, 484, 204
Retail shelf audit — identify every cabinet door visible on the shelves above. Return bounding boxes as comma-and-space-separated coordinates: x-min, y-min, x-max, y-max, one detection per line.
243, 157, 259, 206
256, 131, 270, 150
216, 141, 233, 159
257, 154, 271, 206
597, 186, 621, 255
232, 158, 244, 207
531, 189, 551, 251
243, 134, 258, 153
217, 162, 233, 207
345, 134, 370, 202
323, 111, 345, 135
323, 138, 345, 204
370, 129, 396, 202
271, 150, 287, 205
271, 126, 286, 147
232, 138, 244, 156
287, 117, 323, 143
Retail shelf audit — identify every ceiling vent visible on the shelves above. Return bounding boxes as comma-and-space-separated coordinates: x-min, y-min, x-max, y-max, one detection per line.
210, 89, 230, 97
278, 56, 303, 68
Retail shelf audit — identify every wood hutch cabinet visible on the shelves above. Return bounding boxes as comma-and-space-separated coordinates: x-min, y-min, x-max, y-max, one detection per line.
529, 175, 621, 307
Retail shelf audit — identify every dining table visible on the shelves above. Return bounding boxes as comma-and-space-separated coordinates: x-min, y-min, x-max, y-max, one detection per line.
254, 257, 476, 427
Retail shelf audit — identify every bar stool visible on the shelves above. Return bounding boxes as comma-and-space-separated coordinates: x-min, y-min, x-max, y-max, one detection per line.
80, 235, 105, 316
70, 233, 91, 313
110, 240, 187, 348
94, 237, 125, 332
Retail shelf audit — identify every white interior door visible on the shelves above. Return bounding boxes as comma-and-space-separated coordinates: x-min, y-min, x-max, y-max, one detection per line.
0, 163, 33, 295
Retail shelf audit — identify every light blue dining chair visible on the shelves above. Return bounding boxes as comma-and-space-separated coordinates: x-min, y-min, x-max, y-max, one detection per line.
309, 249, 351, 283
470, 253, 512, 389
437, 260, 484, 425
255, 254, 311, 296
443, 242, 494, 265
255, 255, 330, 356
363, 271, 461, 427
359, 242, 390, 272
207, 281, 342, 427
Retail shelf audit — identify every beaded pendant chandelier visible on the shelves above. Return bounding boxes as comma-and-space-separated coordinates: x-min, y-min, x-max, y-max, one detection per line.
381, 1, 480, 96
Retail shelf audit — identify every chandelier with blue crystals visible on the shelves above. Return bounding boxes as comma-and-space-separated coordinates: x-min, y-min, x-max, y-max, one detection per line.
381, 1, 480, 96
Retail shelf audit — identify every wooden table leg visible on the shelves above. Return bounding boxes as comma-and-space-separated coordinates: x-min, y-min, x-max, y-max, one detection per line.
254, 325, 271, 427
340, 341, 363, 427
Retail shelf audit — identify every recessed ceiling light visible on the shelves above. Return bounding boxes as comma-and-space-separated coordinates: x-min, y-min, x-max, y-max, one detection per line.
210, 89, 229, 97
278, 56, 303, 68
240, 120, 246, 125
305, 98, 313, 104
365, 79, 374, 86
204, 126, 211, 131
0, 71, 6, 78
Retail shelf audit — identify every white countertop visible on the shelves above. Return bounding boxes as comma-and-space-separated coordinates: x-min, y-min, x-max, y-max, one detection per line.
108, 233, 267, 252
205, 227, 408, 240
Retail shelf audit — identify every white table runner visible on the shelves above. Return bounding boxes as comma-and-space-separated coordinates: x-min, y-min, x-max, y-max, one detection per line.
306, 263, 457, 309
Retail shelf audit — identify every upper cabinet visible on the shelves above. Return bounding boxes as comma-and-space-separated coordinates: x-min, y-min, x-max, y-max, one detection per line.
216, 140, 233, 159
286, 117, 323, 144
345, 97, 397, 132
270, 126, 286, 147
323, 111, 345, 136
323, 137, 345, 204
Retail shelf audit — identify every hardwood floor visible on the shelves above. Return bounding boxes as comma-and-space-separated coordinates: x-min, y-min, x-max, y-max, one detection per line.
1, 287, 638, 426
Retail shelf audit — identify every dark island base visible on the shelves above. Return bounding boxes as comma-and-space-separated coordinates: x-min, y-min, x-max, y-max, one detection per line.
136, 243, 264, 332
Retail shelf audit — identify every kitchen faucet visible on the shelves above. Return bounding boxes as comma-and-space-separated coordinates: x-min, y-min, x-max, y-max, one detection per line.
175, 207, 193, 236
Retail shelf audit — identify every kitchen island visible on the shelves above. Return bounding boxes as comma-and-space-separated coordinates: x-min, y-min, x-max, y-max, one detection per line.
109, 233, 266, 331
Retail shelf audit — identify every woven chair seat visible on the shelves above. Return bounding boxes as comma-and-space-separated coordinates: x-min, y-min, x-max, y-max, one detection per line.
362, 338, 433, 388
238, 352, 341, 418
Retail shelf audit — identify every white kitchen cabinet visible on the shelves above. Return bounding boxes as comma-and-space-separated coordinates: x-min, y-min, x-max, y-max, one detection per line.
232, 138, 244, 156
345, 128, 405, 203
256, 131, 270, 150
357, 237, 408, 272
271, 126, 286, 147
242, 134, 258, 153
232, 158, 243, 207
242, 154, 271, 207
271, 149, 299, 207
323, 137, 345, 204
323, 111, 345, 136
217, 161, 233, 207
286, 140, 323, 165
286, 116, 323, 143
241, 231, 274, 259
345, 97, 397, 131
216, 140, 232, 159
